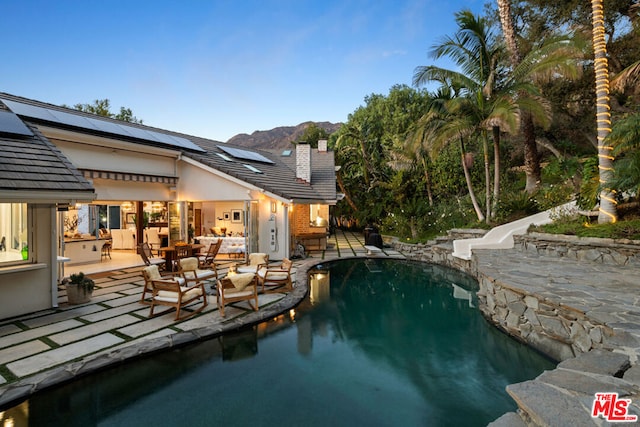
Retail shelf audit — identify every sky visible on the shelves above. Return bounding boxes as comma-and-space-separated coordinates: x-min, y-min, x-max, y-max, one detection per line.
2, 0, 486, 142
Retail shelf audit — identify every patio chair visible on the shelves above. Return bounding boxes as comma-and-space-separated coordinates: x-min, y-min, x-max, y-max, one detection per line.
257, 258, 293, 293
140, 264, 185, 305
235, 252, 269, 274
147, 271, 208, 321
171, 243, 191, 270
139, 242, 166, 271
145, 228, 163, 256
177, 256, 218, 287
216, 272, 259, 317
198, 239, 222, 268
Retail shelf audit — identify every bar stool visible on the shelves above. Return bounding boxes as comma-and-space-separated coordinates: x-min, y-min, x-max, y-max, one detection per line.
101, 241, 112, 261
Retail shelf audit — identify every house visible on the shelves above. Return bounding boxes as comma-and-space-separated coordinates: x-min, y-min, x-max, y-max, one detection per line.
0, 93, 337, 320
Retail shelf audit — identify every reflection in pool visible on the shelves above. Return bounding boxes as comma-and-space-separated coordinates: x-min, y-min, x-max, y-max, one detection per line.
3, 259, 555, 426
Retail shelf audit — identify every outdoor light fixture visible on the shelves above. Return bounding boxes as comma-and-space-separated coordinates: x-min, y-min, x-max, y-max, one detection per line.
271, 201, 277, 213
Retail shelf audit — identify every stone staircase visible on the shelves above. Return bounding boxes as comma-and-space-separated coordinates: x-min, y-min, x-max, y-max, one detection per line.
489, 350, 640, 426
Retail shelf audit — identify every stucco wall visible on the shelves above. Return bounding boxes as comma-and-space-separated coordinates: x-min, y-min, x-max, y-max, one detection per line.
0, 205, 56, 320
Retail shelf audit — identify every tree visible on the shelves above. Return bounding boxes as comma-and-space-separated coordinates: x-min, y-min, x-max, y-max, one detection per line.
592, 0, 618, 223
414, 10, 515, 220
68, 99, 143, 124
497, 0, 542, 193
298, 123, 328, 148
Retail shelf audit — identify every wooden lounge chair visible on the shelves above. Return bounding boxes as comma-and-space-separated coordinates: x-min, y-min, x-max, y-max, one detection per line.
146, 267, 208, 321
235, 252, 269, 274
257, 258, 293, 293
139, 242, 166, 271
140, 264, 185, 304
216, 272, 259, 317
198, 239, 222, 268
177, 256, 218, 286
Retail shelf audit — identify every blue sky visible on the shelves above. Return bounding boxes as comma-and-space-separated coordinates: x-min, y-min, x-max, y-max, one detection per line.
2, 0, 485, 142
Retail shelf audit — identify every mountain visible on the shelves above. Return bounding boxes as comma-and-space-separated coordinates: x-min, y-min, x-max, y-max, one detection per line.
226, 121, 342, 150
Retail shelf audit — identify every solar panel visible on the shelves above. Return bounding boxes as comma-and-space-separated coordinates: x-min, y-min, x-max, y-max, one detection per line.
86, 117, 134, 137
1, 99, 59, 122
48, 109, 100, 130
0, 110, 34, 136
1, 97, 205, 152
217, 145, 274, 164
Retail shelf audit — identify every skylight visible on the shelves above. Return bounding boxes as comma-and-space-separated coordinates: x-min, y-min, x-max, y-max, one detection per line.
281, 149, 292, 157
243, 164, 262, 173
217, 145, 274, 164
215, 152, 233, 161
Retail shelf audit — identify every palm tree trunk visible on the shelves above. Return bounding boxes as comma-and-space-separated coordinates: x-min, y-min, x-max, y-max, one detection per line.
482, 131, 491, 221
420, 157, 434, 206
591, 0, 618, 223
492, 126, 501, 218
497, 0, 542, 194
460, 137, 485, 221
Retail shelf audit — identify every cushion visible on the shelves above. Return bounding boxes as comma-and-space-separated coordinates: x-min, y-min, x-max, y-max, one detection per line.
227, 273, 255, 291
248, 253, 268, 266
144, 265, 161, 280
257, 267, 288, 281
179, 257, 198, 270
237, 265, 259, 274
155, 287, 203, 303
183, 269, 217, 281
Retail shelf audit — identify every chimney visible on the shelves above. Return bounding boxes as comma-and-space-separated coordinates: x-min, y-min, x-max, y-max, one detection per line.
296, 142, 311, 183
318, 139, 327, 152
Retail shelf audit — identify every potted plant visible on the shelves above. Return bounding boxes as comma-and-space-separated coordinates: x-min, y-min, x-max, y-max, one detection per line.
66, 272, 95, 304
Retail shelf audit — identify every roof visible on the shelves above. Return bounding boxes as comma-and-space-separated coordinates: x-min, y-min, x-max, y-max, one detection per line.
187, 137, 337, 204
0, 111, 95, 203
0, 93, 336, 204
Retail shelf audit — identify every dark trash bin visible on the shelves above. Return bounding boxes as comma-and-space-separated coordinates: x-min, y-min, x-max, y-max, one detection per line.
366, 232, 383, 249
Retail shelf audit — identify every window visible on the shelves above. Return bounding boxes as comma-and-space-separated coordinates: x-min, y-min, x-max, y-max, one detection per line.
309, 204, 328, 227
0, 203, 29, 264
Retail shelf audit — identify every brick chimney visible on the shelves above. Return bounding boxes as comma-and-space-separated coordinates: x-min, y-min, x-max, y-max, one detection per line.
318, 139, 327, 152
296, 142, 311, 183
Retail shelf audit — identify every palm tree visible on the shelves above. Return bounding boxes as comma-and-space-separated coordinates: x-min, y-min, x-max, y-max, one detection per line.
413, 88, 486, 221
497, 0, 541, 194
591, 0, 618, 223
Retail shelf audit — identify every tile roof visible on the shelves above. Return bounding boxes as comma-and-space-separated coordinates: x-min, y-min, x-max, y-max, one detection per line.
0, 119, 95, 202
0, 92, 336, 204
187, 137, 337, 203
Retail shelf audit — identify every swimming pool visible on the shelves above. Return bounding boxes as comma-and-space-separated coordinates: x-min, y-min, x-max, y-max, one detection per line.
4, 259, 555, 426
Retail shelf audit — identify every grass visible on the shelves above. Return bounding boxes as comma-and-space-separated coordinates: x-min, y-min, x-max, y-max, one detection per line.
531, 216, 640, 240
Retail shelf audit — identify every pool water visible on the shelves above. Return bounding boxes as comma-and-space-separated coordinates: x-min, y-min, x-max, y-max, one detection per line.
7, 259, 555, 426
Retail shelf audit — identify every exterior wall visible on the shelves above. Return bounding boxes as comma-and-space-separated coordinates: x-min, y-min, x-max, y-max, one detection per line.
291, 204, 327, 251
51, 137, 177, 177
0, 205, 56, 320
178, 162, 252, 201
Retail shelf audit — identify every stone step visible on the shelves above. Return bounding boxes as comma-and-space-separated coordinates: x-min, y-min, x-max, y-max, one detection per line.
501, 350, 640, 426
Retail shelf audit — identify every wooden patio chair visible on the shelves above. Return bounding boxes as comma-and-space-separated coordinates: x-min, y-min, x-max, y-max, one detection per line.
216, 272, 259, 317
140, 264, 185, 305
235, 252, 269, 274
146, 269, 208, 321
138, 242, 166, 271
198, 239, 222, 268
177, 256, 218, 287
257, 258, 293, 293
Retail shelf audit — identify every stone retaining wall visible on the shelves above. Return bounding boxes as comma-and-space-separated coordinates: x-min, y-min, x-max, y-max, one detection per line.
515, 232, 640, 266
